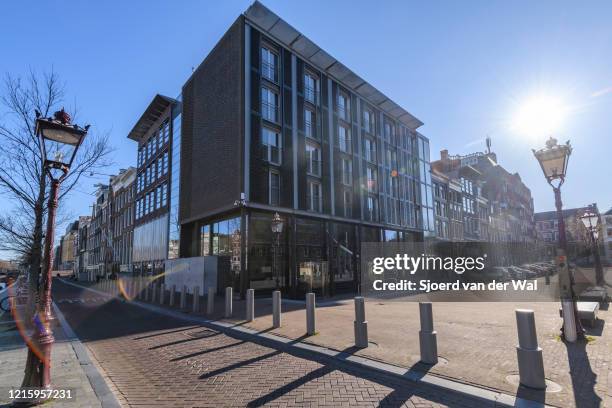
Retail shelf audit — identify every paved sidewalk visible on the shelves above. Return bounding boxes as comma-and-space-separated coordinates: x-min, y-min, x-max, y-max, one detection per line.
0, 314, 103, 407
234, 298, 611, 408
53, 279, 496, 407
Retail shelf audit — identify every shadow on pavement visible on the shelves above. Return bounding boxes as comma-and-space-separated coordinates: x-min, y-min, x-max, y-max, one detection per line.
566, 338, 602, 408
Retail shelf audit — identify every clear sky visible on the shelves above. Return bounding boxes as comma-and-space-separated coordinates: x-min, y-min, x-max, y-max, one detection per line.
1, 0, 611, 250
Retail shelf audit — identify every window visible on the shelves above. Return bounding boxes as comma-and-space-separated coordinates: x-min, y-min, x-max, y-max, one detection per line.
304, 72, 317, 103
337, 91, 349, 120
155, 186, 161, 210
364, 138, 376, 162
341, 158, 352, 186
366, 195, 378, 221
161, 183, 168, 207
304, 108, 316, 139
262, 127, 281, 165
366, 166, 377, 192
338, 125, 351, 153
343, 190, 352, 218
261, 46, 278, 82
269, 170, 280, 206
261, 87, 278, 122
307, 181, 322, 212
200, 225, 210, 256
162, 151, 168, 175
363, 109, 374, 133
137, 148, 143, 167
304, 143, 320, 176
161, 120, 169, 145
384, 122, 395, 143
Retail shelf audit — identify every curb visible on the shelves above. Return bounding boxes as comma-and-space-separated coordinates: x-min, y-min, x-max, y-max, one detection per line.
59, 279, 553, 408
52, 301, 121, 408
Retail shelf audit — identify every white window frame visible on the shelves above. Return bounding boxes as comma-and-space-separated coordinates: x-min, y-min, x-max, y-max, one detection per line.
306, 143, 321, 177
261, 46, 278, 83
262, 127, 282, 165
307, 181, 322, 212
342, 158, 352, 186
304, 72, 318, 103
338, 125, 351, 153
261, 87, 279, 122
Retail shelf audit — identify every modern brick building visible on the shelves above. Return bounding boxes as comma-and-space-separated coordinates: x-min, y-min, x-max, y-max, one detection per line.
128, 95, 181, 276
177, 2, 432, 297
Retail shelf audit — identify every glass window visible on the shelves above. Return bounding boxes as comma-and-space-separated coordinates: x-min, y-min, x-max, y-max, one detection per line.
261, 87, 278, 122
366, 166, 377, 192
306, 143, 321, 176
337, 91, 349, 120
269, 170, 280, 206
342, 158, 352, 186
262, 127, 281, 165
363, 109, 374, 133
162, 151, 168, 175
338, 125, 351, 153
304, 108, 316, 139
304, 72, 317, 103
364, 138, 376, 162
161, 183, 168, 207
261, 46, 278, 82
307, 181, 322, 212
343, 190, 352, 218
200, 224, 210, 256
366, 195, 378, 221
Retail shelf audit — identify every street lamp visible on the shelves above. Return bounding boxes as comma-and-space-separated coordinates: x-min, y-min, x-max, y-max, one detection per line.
580, 206, 604, 286
20, 109, 88, 394
533, 136, 583, 342
271, 212, 284, 289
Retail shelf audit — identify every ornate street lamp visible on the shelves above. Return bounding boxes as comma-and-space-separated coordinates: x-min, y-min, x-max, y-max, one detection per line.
20, 109, 88, 395
580, 206, 604, 286
271, 213, 284, 289
533, 137, 583, 342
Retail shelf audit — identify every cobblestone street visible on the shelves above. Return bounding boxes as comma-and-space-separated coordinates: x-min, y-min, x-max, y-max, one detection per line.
52, 279, 489, 407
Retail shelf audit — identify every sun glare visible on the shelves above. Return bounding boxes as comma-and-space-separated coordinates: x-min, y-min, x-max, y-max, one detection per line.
513, 94, 568, 137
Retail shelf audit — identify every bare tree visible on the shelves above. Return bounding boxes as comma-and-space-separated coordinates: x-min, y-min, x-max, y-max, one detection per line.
0, 69, 113, 317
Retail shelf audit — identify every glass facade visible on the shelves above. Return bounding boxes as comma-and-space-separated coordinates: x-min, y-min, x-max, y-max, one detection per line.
168, 97, 182, 259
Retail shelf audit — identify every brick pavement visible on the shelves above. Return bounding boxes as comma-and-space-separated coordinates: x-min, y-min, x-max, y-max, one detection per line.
53, 279, 491, 408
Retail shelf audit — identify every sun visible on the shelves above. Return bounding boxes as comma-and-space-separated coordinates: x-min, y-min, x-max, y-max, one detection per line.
513, 94, 568, 137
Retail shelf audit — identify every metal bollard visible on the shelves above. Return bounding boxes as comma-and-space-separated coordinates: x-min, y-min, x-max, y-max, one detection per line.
306, 292, 316, 335
515, 309, 546, 389
246, 289, 255, 322
151, 282, 157, 303
207, 287, 215, 315
418, 302, 438, 364
193, 286, 200, 313
354, 297, 368, 348
272, 290, 281, 328
159, 284, 166, 305
144, 282, 149, 301
180, 285, 187, 309
169, 285, 176, 307
225, 287, 233, 318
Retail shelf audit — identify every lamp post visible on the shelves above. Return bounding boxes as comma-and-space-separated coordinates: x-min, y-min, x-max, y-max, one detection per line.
580, 206, 604, 287
532, 137, 583, 342
20, 109, 88, 395
271, 213, 284, 289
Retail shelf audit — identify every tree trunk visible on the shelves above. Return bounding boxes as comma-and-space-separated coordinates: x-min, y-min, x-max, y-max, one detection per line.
26, 170, 46, 323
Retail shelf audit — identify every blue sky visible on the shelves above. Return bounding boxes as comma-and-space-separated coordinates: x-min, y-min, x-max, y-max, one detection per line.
1, 0, 611, 246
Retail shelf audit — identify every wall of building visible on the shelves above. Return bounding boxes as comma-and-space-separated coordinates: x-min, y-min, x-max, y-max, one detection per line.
180, 17, 244, 224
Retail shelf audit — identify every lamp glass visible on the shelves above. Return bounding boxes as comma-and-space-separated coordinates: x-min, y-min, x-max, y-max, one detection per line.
580, 211, 599, 231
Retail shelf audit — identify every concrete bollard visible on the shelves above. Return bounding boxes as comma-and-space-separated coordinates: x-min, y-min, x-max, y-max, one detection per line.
515, 309, 546, 389
272, 290, 281, 328
306, 292, 316, 335
159, 284, 166, 305
354, 297, 368, 348
169, 285, 176, 307
180, 285, 187, 309
225, 287, 233, 318
246, 289, 255, 322
207, 287, 215, 315
193, 286, 200, 313
419, 302, 438, 365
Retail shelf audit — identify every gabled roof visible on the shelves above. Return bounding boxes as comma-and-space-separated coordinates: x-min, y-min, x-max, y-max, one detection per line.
128, 94, 178, 141
244, 1, 423, 130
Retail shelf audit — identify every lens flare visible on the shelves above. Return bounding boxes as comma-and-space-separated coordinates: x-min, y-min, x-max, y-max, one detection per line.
513, 94, 568, 137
